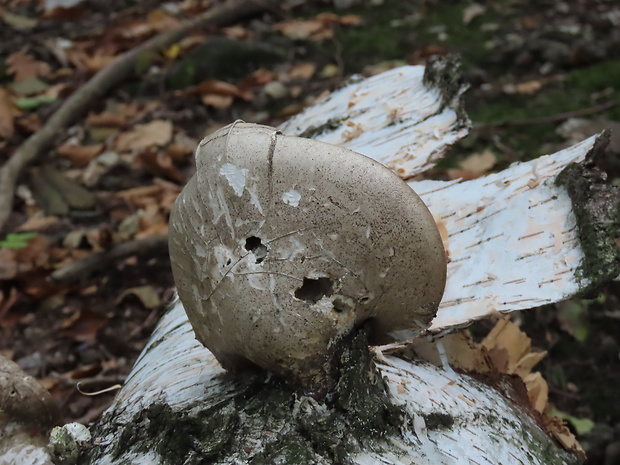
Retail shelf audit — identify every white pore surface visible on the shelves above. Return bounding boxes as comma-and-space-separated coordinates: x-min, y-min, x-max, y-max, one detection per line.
414, 136, 595, 331
280, 66, 468, 178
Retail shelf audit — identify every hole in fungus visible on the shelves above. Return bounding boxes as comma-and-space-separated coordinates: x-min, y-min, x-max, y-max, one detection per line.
245, 236, 268, 263
294, 277, 333, 304
332, 296, 347, 314
333, 295, 355, 315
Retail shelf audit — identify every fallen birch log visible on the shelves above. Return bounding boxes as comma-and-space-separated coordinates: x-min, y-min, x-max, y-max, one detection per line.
6, 60, 618, 465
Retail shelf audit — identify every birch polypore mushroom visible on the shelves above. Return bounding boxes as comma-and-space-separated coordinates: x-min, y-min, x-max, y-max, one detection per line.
169, 121, 446, 392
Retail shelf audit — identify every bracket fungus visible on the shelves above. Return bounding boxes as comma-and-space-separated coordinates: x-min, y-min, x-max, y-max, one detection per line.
169, 121, 446, 392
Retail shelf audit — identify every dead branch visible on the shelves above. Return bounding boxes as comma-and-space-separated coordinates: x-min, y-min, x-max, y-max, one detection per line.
50, 234, 168, 283
0, 0, 279, 231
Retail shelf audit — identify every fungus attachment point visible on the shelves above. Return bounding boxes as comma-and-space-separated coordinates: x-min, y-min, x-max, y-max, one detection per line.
169, 122, 446, 393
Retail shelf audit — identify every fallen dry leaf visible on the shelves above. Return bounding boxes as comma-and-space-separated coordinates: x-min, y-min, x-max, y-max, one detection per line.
116, 185, 163, 206
0, 10, 38, 29
63, 229, 104, 252
0, 288, 18, 328
16, 215, 60, 232
135, 148, 183, 181
448, 149, 496, 180
193, 79, 253, 100
462, 3, 486, 24
86, 111, 126, 128
115, 285, 161, 309
242, 68, 278, 89
223, 25, 252, 40
286, 62, 316, 80
202, 94, 234, 109
167, 133, 197, 162
340, 14, 362, 26
15, 235, 51, 269
60, 308, 107, 345
44, 0, 84, 12
116, 120, 173, 151
0, 249, 18, 280
273, 19, 332, 41
118, 8, 179, 38
7, 50, 52, 81
503, 79, 544, 95
57, 142, 104, 167
67, 49, 116, 73
0, 88, 22, 138
61, 363, 102, 381
145, 9, 180, 32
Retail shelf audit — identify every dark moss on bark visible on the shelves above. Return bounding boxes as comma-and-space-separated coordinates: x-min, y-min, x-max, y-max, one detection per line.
298, 117, 344, 139
555, 131, 620, 294
423, 54, 471, 127
423, 412, 455, 430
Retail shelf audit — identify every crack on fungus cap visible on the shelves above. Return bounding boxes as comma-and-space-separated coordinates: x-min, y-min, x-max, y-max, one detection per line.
169, 122, 446, 393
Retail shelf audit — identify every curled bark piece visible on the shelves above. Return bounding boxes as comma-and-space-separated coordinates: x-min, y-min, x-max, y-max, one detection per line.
409, 133, 618, 333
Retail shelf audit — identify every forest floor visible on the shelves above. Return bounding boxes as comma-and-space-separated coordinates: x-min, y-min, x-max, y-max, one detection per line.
1, 0, 619, 463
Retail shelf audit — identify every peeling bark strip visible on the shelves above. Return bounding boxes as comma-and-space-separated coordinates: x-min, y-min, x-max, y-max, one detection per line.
412, 135, 609, 332
280, 63, 470, 179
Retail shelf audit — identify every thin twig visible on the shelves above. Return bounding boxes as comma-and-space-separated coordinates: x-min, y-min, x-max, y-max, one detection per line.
50, 234, 168, 283
0, 0, 279, 231
477, 100, 619, 129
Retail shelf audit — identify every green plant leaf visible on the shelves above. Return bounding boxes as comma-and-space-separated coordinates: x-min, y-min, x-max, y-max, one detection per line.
551, 408, 595, 436
14, 95, 56, 110
0, 232, 38, 249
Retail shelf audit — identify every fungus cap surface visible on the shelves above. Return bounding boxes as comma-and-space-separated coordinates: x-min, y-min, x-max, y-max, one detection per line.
169, 122, 446, 389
